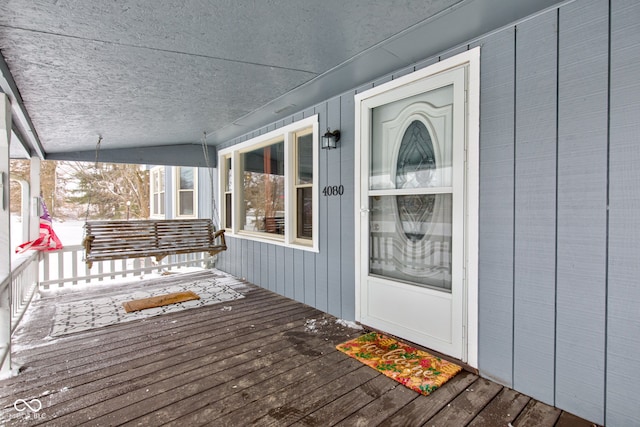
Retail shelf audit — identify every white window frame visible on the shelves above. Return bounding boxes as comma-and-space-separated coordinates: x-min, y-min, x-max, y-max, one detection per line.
221, 154, 233, 230
174, 166, 198, 218
219, 115, 319, 252
292, 127, 314, 245
150, 166, 165, 218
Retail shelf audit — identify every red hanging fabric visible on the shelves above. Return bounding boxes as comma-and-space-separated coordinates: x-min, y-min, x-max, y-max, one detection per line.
15, 198, 63, 253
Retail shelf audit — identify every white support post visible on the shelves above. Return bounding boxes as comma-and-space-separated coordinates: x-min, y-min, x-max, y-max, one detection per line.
29, 157, 40, 240
19, 179, 29, 243
0, 93, 12, 374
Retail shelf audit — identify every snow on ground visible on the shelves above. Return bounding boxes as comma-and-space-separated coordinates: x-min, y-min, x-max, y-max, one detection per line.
304, 318, 328, 332
51, 220, 86, 246
304, 317, 364, 333
335, 319, 364, 330
37, 266, 209, 298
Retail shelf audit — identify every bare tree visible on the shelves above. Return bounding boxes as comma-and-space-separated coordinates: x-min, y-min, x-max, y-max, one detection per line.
9, 159, 58, 216
41, 160, 57, 216
9, 159, 29, 214
66, 162, 149, 220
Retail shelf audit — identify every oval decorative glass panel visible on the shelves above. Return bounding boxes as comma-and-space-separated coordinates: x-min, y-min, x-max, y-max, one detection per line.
396, 120, 436, 242
395, 120, 435, 189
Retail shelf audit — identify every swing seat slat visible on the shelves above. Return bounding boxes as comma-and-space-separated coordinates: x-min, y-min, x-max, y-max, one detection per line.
83, 218, 226, 268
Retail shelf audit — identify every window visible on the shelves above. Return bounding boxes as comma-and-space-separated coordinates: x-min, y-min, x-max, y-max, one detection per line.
150, 167, 165, 217
241, 139, 285, 235
219, 115, 318, 251
175, 166, 197, 217
294, 129, 313, 240
222, 156, 233, 229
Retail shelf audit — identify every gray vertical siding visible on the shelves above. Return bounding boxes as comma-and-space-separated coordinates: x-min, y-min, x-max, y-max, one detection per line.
474, 27, 516, 388
607, 1, 640, 426
326, 96, 342, 316
513, 11, 557, 406
284, 247, 294, 299
315, 103, 329, 313
340, 91, 356, 321
252, 241, 261, 286
556, 0, 608, 423
275, 245, 285, 296
213, 0, 640, 424
267, 244, 276, 291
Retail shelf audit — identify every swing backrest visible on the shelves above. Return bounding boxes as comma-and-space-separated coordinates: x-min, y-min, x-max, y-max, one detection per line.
83, 218, 226, 268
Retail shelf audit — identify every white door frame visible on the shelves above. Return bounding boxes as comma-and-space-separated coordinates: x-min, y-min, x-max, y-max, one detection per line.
354, 47, 480, 367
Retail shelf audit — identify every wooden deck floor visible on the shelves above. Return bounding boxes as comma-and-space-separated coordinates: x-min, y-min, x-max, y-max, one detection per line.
0, 269, 598, 426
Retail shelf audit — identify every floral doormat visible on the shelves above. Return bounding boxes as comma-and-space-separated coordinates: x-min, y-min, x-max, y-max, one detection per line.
336, 332, 462, 395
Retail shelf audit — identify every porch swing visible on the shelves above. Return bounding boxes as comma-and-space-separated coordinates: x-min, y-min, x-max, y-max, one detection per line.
82, 135, 227, 269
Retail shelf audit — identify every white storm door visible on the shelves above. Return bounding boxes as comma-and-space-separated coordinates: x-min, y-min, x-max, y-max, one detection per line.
355, 66, 467, 359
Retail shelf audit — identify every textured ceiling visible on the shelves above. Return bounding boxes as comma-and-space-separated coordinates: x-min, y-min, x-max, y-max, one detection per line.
0, 0, 460, 156
0, 0, 564, 162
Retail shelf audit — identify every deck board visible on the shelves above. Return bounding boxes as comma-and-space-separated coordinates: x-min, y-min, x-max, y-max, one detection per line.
294, 375, 398, 427
378, 371, 479, 426
425, 378, 503, 426
254, 365, 379, 426
0, 269, 599, 426
515, 399, 562, 426
334, 381, 419, 426
467, 387, 531, 427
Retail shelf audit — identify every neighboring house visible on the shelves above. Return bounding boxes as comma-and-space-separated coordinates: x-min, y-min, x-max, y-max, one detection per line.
149, 165, 216, 221
158, 1, 640, 425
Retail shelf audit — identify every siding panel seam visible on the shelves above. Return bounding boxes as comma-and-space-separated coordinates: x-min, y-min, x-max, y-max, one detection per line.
512, 24, 518, 389
554, 7, 560, 409
603, 0, 611, 423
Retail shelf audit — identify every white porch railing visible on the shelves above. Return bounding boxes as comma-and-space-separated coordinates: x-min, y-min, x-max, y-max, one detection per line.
1, 250, 40, 373
1, 246, 215, 373
9, 252, 40, 329
39, 245, 215, 290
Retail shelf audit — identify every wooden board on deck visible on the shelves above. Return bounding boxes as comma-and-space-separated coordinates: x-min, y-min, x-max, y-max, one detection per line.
122, 291, 200, 312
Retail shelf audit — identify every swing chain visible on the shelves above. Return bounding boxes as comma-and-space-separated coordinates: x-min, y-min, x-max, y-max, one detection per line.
84, 136, 102, 226
201, 132, 220, 230
94, 136, 102, 169
82, 136, 102, 261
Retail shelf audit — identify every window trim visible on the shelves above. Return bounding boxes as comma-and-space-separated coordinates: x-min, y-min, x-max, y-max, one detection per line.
219, 115, 319, 252
221, 155, 233, 229
174, 166, 198, 218
150, 166, 165, 218
292, 127, 314, 245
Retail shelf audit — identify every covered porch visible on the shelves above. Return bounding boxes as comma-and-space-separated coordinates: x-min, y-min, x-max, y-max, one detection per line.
2, 1, 639, 425
1, 266, 593, 426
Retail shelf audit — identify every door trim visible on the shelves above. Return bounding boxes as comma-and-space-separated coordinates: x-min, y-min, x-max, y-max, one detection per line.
354, 47, 480, 367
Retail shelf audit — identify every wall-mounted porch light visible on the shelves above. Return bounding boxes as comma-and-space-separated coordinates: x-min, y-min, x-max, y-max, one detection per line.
322, 128, 340, 150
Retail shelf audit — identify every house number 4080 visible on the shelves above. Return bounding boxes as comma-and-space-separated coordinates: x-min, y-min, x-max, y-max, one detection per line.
322, 185, 344, 196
